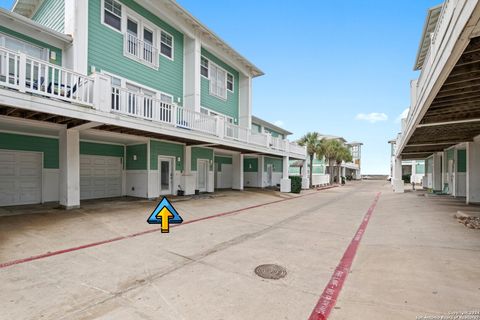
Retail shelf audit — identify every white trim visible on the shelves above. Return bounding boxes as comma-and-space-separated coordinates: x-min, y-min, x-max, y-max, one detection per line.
0, 129, 58, 140
160, 29, 174, 61
158, 155, 175, 195
207, 59, 228, 101
227, 72, 234, 93
200, 106, 233, 123
101, 70, 174, 103
200, 56, 209, 79
101, 0, 123, 34
150, 137, 185, 146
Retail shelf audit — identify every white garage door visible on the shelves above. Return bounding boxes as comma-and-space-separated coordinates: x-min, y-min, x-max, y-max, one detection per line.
0, 150, 42, 206
80, 155, 122, 200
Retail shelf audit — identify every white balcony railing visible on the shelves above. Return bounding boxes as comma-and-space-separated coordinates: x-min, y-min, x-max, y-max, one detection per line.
225, 122, 249, 142
124, 33, 159, 68
289, 142, 306, 156
0, 45, 306, 158
176, 107, 217, 135
111, 86, 174, 124
250, 132, 268, 147
0, 47, 94, 105
270, 136, 284, 150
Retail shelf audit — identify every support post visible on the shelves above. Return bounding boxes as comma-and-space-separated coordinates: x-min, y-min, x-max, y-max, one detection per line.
280, 156, 291, 193
183, 146, 195, 195
59, 128, 80, 209
392, 156, 404, 193
301, 159, 309, 189
258, 156, 265, 188
232, 153, 244, 190
432, 153, 442, 191
467, 142, 480, 204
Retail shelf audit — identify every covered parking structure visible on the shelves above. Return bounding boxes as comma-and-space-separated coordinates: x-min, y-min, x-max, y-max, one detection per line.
393, 0, 480, 203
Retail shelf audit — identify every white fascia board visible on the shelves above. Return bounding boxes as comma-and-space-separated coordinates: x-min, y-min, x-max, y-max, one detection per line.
251, 116, 292, 136
141, 0, 263, 78
0, 8, 72, 48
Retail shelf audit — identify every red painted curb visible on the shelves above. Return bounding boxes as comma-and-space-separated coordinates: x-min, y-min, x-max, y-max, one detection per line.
0, 185, 338, 269
308, 192, 381, 320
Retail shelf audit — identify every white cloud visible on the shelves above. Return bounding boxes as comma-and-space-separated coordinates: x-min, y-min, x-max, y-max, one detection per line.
395, 108, 410, 123
274, 120, 284, 127
355, 112, 388, 123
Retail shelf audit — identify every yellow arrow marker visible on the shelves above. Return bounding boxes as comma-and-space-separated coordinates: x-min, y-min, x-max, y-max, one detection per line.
156, 207, 174, 233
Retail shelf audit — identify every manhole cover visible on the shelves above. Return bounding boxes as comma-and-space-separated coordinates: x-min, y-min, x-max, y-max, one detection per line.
254, 264, 287, 280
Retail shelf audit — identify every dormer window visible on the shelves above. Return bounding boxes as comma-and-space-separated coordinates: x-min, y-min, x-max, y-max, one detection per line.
104, 0, 122, 31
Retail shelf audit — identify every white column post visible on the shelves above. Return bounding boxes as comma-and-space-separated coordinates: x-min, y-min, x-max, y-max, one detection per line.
392, 156, 404, 193
301, 159, 309, 189
467, 142, 480, 204
258, 156, 265, 188
92, 73, 111, 112
59, 128, 80, 209
18, 52, 27, 92
280, 156, 291, 193
183, 36, 201, 112
453, 149, 458, 197
232, 153, 244, 190
64, 0, 88, 73
183, 146, 195, 195
216, 116, 225, 139
238, 74, 252, 129
432, 153, 442, 191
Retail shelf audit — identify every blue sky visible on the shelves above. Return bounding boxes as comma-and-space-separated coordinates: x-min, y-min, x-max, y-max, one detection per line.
0, 0, 440, 174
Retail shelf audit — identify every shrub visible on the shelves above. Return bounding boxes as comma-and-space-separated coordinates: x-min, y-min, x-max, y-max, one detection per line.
290, 176, 302, 194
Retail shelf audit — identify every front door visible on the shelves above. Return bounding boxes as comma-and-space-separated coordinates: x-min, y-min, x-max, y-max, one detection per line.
159, 157, 173, 195
197, 159, 208, 192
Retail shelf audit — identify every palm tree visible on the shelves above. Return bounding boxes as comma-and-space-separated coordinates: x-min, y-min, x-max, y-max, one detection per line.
335, 145, 353, 184
298, 132, 320, 188
317, 139, 343, 184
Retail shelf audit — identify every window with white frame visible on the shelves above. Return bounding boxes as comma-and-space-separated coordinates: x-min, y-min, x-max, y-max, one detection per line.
105, 71, 174, 121
160, 31, 173, 59
200, 107, 233, 123
0, 33, 48, 61
104, 0, 122, 31
200, 57, 209, 78
227, 73, 234, 92
209, 63, 227, 100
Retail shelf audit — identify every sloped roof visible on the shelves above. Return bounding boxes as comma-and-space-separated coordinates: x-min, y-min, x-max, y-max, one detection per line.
414, 4, 443, 71
12, 0, 264, 77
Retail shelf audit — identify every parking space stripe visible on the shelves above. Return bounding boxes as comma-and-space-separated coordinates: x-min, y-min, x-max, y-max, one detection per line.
0, 185, 338, 269
308, 192, 381, 320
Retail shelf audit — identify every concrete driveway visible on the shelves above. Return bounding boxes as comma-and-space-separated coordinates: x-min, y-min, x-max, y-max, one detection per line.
0, 181, 479, 319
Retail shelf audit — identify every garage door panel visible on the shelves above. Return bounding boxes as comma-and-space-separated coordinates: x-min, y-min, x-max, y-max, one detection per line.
80, 155, 122, 200
0, 165, 15, 176
0, 152, 15, 162
0, 150, 42, 206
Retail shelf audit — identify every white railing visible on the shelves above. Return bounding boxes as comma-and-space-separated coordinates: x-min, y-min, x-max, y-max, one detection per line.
250, 132, 268, 146
124, 33, 159, 68
270, 136, 284, 150
0, 47, 94, 105
224, 122, 249, 142
0, 46, 306, 159
289, 142, 306, 156
176, 107, 217, 135
111, 86, 174, 123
